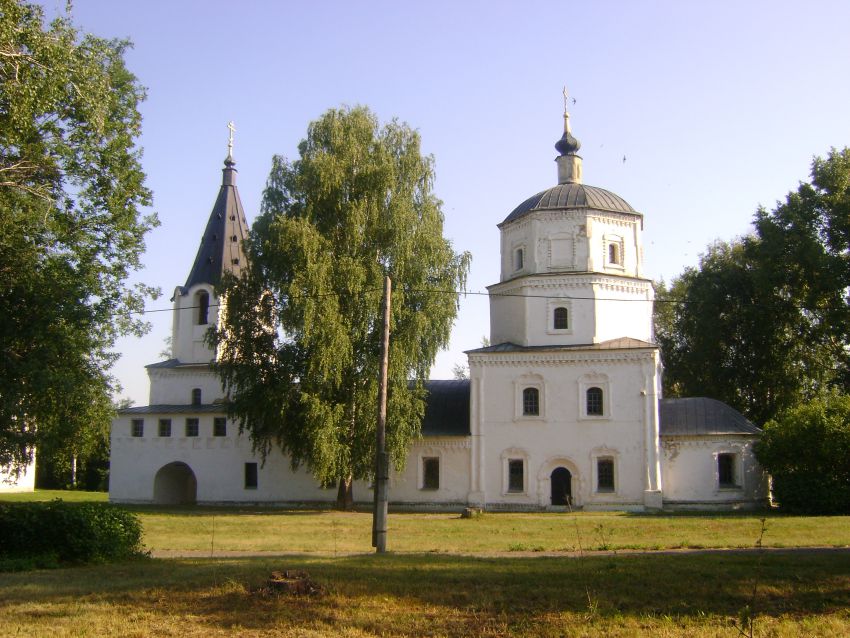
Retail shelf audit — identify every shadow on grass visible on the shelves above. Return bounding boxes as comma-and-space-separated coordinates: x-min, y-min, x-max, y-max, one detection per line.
2, 551, 849, 634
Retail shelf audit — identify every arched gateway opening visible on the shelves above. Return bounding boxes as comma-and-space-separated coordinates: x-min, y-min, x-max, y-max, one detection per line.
550, 467, 572, 506
153, 462, 197, 505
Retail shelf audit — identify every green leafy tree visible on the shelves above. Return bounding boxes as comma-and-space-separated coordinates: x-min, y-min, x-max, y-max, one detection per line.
214, 106, 470, 508
0, 1, 158, 476
755, 393, 850, 514
656, 149, 850, 425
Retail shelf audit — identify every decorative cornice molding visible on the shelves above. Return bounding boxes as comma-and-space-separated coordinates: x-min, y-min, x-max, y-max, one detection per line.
489, 273, 653, 296
469, 350, 656, 367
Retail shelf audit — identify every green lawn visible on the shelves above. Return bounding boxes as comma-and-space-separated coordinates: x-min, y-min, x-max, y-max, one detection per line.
3, 490, 849, 554
1, 551, 849, 636
3, 491, 850, 636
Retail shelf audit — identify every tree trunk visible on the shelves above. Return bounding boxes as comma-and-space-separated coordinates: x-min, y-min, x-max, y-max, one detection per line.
336, 476, 354, 510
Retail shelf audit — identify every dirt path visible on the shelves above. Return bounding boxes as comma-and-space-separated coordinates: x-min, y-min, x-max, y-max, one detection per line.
150, 545, 850, 559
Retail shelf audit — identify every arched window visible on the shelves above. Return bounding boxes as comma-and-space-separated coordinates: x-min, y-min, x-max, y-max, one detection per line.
586, 387, 603, 416
191, 388, 202, 406
608, 243, 621, 265
514, 247, 524, 271
522, 387, 539, 416
553, 306, 569, 330
197, 291, 210, 325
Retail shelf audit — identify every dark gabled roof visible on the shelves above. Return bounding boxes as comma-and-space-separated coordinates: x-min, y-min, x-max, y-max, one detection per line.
145, 359, 211, 370
466, 337, 657, 355
501, 182, 637, 226
181, 156, 250, 292
659, 397, 761, 436
421, 380, 470, 437
118, 403, 225, 415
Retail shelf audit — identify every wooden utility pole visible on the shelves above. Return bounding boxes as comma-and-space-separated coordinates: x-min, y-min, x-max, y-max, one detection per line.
372, 275, 391, 552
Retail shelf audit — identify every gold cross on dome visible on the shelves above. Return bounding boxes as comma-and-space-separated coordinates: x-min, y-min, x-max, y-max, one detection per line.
562, 86, 568, 116
227, 121, 235, 156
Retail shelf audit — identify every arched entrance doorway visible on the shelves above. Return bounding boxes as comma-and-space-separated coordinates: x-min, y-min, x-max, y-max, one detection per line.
550, 467, 572, 506
153, 462, 197, 505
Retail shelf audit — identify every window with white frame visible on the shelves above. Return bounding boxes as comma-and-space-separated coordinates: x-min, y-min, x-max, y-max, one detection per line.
515, 376, 545, 420
131, 419, 144, 437
579, 376, 610, 420
597, 457, 615, 492
553, 306, 569, 330
508, 459, 524, 492
522, 387, 540, 416
422, 457, 439, 490
605, 234, 624, 267
586, 387, 604, 416
158, 418, 171, 437
717, 453, 739, 488
514, 246, 524, 271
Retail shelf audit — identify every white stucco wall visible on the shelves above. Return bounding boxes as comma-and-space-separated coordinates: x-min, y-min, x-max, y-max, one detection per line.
148, 367, 226, 405
661, 436, 768, 509
468, 347, 662, 510
172, 283, 218, 365
0, 456, 35, 493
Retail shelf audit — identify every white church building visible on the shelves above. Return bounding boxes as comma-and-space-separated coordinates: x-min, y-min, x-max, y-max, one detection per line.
110, 113, 768, 510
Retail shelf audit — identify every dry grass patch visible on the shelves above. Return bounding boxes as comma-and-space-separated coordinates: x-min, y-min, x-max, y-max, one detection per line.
1, 552, 849, 636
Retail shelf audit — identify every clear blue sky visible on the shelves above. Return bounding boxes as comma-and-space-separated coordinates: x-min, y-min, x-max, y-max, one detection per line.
38, 0, 850, 405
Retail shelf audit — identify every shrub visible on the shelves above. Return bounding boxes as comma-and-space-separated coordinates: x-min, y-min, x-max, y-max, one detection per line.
0, 500, 145, 567
755, 393, 850, 514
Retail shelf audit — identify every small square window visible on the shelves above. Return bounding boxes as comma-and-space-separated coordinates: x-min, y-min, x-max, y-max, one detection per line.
597, 458, 615, 492
131, 419, 144, 437
244, 462, 258, 489
508, 459, 524, 492
718, 453, 737, 487
185, 418, 199, 437
213, 417, 227, 437
158, 418, 171, 437
422, 457, 439, 490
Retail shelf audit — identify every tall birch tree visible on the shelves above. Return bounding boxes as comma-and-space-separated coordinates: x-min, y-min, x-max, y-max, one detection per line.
214, 106, 470, 507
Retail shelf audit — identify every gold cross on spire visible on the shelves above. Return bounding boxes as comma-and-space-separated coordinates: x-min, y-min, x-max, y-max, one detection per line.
562, 86, 569, 117
227, 121, 235, 157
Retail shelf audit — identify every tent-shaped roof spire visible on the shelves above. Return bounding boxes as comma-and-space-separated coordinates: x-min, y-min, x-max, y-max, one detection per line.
182, 122, 250, 291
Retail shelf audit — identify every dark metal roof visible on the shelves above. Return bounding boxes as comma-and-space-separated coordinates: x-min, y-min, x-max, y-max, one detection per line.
182, 157, 251, 292
501, 182, 637, 226
422, 380, 470, 436
659, 397, 761, 436
466, 337, 657, 355
145, 359, 211, 370
119, 404, 225, 415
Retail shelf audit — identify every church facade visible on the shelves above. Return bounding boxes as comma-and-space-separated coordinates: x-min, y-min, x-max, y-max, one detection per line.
110, 114, 768, 510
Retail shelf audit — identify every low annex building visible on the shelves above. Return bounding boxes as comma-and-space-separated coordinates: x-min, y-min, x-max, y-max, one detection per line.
110, 112, 768, 510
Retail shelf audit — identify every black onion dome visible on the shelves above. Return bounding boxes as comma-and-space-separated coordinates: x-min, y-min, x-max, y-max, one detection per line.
555, 129, 581, 155
501, 182, 637, 226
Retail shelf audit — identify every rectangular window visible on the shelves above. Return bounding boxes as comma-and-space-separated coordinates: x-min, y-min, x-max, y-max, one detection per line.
158, 418, 171, 437
508, 459, 524, 492
718, 453, 737, 487
422, 457, 440, 490
522, 387, 540, 416
131, 419, 144, 437
597, 458, 615, 492
213, 417, 227, 437
191, 388, 202, 406
185, 418, 199, 437
244, 462, 258, 489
